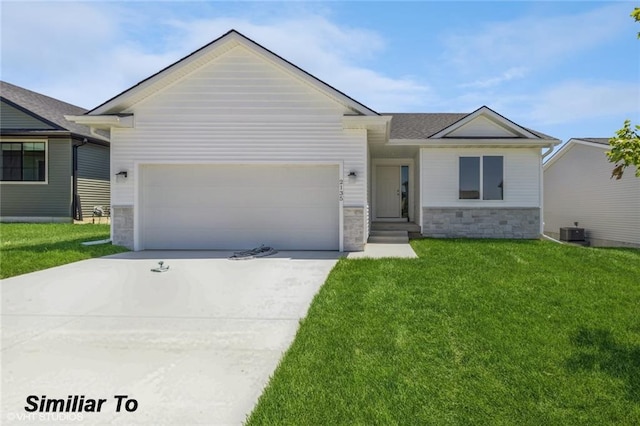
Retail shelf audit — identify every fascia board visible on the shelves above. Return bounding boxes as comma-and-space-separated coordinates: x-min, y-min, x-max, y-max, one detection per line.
389, 138, 559, 147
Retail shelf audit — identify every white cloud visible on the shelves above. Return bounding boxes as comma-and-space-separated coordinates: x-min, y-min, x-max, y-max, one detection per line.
526, 80, 640, 125
441, 3, 631, 78
0, 3, 429, 111
459, 67, 528, 89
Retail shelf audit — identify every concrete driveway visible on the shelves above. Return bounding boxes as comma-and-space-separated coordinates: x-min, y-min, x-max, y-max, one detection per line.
1, 251, 340, 425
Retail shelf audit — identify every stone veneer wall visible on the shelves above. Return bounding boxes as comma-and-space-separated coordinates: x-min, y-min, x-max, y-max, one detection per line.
423, 207, 540, 239
344, 207, 365, 251
112, 205, 134, 249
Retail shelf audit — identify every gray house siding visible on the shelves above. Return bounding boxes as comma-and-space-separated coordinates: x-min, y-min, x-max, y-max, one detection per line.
77, 143, 110, 218
0, 100, 56, 130
0, 138, 72, 220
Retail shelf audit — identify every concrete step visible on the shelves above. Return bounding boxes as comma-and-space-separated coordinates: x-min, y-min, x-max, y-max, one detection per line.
367, 230, 409, 244
371, 222, 420, 233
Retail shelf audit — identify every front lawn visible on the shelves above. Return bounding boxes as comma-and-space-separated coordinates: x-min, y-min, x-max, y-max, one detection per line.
0, 223, 128, 279
248, 239, 640, 425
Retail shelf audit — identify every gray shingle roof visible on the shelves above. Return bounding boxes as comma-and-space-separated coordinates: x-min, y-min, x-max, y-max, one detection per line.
0, 81, 93, 138
383, 113, 468, 139
383, 112, 555, 140
576, 138, 610, 145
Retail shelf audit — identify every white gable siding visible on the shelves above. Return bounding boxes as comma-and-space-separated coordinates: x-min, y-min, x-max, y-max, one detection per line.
544, 143, 640, 246
445, 116, 519, 138
110, 45, 366, 207
421, 147, 541, 207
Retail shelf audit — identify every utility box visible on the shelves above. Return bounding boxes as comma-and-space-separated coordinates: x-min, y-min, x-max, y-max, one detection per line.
560, 227, 586, 242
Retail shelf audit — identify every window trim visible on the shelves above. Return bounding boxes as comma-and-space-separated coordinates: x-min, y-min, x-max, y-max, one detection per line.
458, 154, 505, 201
0, 139, 48, 185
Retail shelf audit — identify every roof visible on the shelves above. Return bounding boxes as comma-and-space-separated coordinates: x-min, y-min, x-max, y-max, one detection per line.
383, 113, 467, 139
384, 111, 555, 140
574, 137, 610, 145
0, 80, 94, 139
88, 29, 379, 117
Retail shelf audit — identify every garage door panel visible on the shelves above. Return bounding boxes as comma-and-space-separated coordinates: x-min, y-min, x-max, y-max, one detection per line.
141, 164, 340, 250
143, 227, 338, 250
143, 185, 337, 209
143, 207, 337, 230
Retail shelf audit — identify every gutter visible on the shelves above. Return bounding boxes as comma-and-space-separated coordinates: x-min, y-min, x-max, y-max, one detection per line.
541, 143, 556, 160
72, 138, 88, 220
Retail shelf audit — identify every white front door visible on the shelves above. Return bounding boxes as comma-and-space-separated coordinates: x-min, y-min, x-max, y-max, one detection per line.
376, 165, 401, 218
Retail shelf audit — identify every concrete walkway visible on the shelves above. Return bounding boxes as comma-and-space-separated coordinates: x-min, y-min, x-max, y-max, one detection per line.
1, 251, 339, 425
347, 243, 418, 259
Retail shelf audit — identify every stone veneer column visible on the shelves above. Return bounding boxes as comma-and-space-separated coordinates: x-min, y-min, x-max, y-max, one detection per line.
343, 207, 365, 251
112, 205, 134, 249
422, 207, 540, 239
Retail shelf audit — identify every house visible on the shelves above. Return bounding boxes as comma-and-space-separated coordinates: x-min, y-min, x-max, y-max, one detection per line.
1, 81, 110, 222
543, 138, 640, 248
67, 30, 559, 251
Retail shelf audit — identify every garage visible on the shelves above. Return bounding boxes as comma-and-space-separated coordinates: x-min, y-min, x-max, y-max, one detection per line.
140, 164, 340, 250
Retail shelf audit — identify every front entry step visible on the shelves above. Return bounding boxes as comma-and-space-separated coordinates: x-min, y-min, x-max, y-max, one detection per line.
371, 221, 421, 233
367, 230, 409, 244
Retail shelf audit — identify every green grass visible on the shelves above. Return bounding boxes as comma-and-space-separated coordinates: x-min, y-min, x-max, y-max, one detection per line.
0, 223, 128, 279
248, 239, 640, 425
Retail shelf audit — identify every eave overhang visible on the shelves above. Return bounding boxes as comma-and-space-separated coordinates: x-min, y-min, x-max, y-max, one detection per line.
343, 115, 391, 130
64, 114, 134, 129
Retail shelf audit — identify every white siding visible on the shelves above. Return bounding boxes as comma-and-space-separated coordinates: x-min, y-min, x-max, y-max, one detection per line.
110, 45, 367, 207
421, 147, 541, 207
544, 143, 640, 246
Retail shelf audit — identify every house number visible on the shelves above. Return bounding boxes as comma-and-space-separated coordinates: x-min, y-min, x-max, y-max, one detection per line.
338, 179, 344, 201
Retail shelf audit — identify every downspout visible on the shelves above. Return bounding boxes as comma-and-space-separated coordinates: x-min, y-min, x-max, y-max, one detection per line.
539, 143, 557, 236
72, 138, 88, 220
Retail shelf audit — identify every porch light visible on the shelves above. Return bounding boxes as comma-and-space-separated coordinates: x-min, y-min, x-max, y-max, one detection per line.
115, 171, 128, 179
347, 171, 357, 183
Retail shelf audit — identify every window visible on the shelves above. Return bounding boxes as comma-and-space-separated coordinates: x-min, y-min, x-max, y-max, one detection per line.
459, 156, 503, 200
1, 142, 46, 182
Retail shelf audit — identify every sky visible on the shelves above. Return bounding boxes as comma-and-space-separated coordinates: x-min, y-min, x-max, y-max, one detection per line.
1, 1, 639, 145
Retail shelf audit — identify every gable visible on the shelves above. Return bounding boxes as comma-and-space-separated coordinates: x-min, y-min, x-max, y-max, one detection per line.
544, 138, 610, 171
0, 99, 56, 130
89, 30, 377, 116
445, 115, 519, 138
431, 106, 539, 139
129, 45, 352, 117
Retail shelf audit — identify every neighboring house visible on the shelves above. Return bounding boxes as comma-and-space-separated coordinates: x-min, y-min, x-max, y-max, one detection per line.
67, 30, 559, 251
544, 138, 640, 248
1, 81, 110, 222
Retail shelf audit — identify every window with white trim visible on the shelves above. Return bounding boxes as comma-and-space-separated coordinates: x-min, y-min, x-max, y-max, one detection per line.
1, 142, 46, 181
459, 156, 503, 200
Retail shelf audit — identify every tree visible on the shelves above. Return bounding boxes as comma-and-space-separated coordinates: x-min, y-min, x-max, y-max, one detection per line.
607, 120, 640, 179
607, 8, 640, 179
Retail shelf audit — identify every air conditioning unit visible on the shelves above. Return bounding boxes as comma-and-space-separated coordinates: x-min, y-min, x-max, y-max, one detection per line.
559, 227, 585, 242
